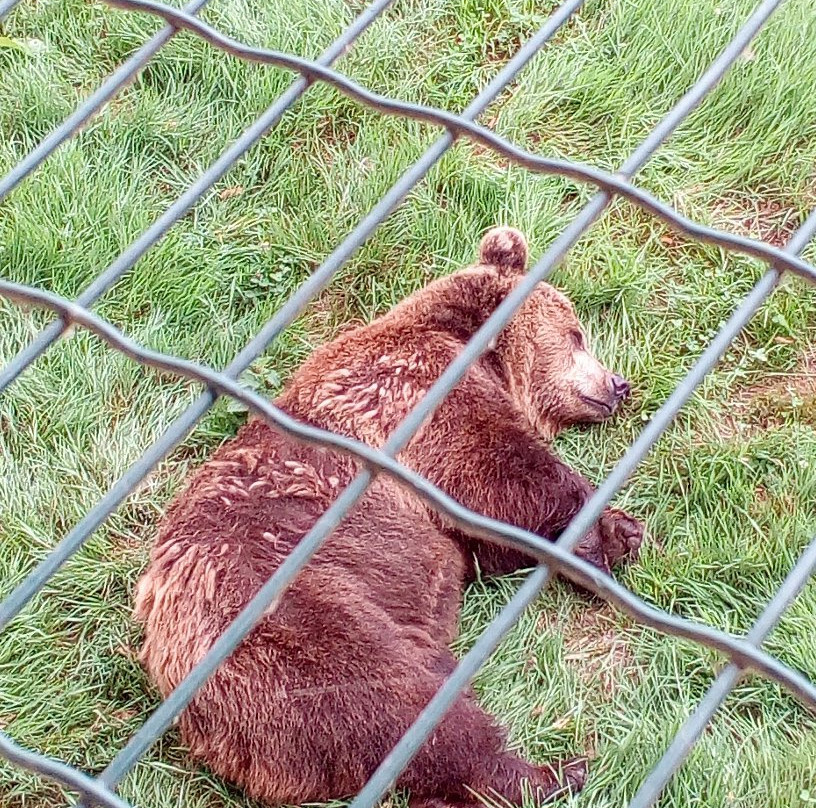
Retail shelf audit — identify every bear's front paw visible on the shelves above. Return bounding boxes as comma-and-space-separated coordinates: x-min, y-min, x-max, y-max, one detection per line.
599, 508, 643, 567
574, 526, 611, 575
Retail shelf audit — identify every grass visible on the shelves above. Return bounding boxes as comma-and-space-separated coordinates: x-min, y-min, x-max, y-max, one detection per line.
1, 0, 816, 805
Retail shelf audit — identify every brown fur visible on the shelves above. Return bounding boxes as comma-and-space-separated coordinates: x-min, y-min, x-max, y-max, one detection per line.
135, 227, 644, 807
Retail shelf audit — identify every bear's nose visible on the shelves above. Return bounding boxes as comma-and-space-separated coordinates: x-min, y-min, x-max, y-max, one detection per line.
610, 374, 631, 400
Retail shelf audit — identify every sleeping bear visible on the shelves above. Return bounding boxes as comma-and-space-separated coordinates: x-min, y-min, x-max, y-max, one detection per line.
134, 227, 644, 807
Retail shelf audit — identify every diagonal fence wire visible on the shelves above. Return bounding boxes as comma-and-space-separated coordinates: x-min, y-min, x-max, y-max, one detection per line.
630, 533, 816, 808
4, 279, 816, 808
0, 732, 131, 808
0, 0, 399, 626
1, 275, 815, 705
0, 0, 19, 23
0, 0, 589, 798
0, 0, 815, 807
627, 208, 816, 808
5, 0, 816, 637
354, 201, 816, 808
0, 0, 396, 394
1, 274, 815, 804
0, 0, 215, 203
0, 0, 587, 642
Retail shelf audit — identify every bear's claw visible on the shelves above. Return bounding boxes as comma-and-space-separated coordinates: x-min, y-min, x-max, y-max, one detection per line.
599, 508, 644, 566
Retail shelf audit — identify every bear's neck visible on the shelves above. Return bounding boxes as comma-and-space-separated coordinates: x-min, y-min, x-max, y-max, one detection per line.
385, 268, 514, 346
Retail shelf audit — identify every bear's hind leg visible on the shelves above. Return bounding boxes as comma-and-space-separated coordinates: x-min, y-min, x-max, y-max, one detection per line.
396, 681, 586, 807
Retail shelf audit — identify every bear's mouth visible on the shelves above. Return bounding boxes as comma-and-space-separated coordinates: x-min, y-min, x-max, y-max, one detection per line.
579, 394, 615, 415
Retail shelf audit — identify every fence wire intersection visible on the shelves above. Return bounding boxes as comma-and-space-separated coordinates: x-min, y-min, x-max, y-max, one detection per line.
0, 1, 815, 808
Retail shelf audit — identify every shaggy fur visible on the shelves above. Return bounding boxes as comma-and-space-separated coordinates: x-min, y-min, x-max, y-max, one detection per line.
135, 227, 644, 807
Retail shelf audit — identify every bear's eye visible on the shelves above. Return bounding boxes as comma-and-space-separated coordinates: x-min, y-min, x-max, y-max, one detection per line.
569, 329, 585, 350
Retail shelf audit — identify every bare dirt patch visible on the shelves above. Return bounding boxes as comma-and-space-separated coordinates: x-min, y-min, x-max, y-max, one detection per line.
709, 189, 801, 249
540, 604, 640, 700
718, 347, 816, 440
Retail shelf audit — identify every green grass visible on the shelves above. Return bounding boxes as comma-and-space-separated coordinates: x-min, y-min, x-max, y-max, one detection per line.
2, 0, 816, 805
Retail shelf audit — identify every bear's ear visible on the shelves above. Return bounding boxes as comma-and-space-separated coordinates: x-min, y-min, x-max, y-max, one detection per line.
478, 226, 528, 275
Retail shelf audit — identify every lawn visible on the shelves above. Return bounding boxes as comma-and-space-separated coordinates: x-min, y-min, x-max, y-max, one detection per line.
1, 0, 816, 805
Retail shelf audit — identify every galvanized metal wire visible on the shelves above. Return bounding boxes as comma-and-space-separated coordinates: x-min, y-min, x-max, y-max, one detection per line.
0, 1, 814, 807
0, 0, 20, 23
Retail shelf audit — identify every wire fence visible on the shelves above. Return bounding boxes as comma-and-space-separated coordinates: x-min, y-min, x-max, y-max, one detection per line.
0, 0, 815, 806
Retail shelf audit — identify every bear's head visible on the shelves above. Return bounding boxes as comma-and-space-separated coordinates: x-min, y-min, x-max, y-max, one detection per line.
478, 227, 631, 438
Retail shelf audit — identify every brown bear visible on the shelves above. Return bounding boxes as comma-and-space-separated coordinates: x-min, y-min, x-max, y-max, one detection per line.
134, 227, 644, 808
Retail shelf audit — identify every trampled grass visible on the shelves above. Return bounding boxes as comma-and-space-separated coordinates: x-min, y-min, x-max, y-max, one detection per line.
1, 0, 816, 806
